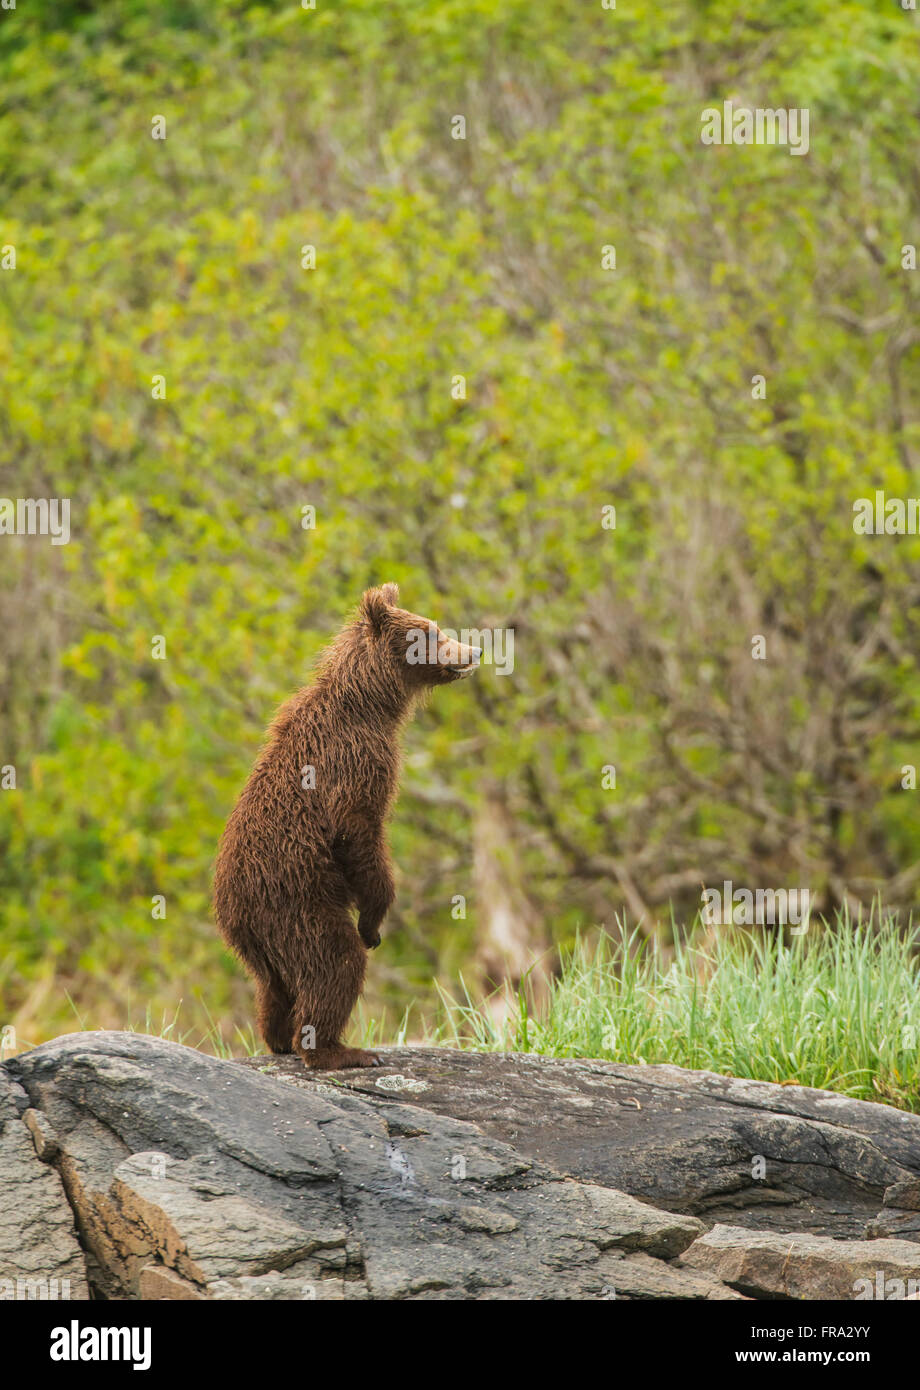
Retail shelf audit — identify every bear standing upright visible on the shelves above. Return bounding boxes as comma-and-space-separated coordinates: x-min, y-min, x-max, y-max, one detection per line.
214, 584, 480, 1069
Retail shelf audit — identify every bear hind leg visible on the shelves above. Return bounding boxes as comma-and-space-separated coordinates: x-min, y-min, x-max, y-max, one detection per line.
290, 915, 379, 1070
256, 974, 295, 1054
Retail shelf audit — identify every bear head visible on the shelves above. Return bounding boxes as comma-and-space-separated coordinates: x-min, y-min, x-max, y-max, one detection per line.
360, 583, 481, 693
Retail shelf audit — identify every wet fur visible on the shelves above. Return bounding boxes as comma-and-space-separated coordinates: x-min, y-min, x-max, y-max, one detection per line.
213, 584, 477, 1069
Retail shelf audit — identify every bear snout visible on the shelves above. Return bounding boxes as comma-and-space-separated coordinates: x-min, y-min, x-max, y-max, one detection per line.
445, 641, 480, 677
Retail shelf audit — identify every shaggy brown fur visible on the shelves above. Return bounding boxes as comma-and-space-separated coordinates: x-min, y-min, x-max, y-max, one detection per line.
213, 584, 480, 1069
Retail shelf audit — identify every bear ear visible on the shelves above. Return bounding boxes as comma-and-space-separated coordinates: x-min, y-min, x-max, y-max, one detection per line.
361, 583, 399, 634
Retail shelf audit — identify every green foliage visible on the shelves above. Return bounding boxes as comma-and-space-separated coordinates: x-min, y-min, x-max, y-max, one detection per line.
1, 1, 920, 1055
433, 913, 920, 1112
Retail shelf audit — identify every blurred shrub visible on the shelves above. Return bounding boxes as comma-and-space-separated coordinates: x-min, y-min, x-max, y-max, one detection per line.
1, 0, 919, 1044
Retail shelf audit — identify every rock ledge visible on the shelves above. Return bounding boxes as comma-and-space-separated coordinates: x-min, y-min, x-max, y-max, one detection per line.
1, 1035, 918, 1300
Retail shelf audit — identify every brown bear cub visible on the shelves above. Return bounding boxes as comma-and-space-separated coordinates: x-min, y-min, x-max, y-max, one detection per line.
214, 584, 480, 1069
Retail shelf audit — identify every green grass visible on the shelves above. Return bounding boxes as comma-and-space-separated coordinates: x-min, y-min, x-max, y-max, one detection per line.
429, 911, 920, 1112
122, 998, 263, 1061
8, 909, 919, 1115
0, 995, 263, 1063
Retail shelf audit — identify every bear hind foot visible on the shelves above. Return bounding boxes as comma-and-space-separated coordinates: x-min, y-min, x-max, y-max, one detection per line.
302, 1044, 381, 1071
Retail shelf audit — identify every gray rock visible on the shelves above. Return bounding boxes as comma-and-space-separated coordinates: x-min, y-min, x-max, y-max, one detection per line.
249, 1047, 920, 1240
866, 1178, 920, 1242
5, 1032, 728, 1301
883, 1177, 920, 1209
599, 1251, 750, 1300
137, 1264, 207, 1300
23, 1107, 60, 1162
10, 1033, 919, 1300
7, 1032, 351, 1300
679, 1223, 920, 1299
866, 1208, 920, 1242
868, 1176, 920, 1241
0, 1068, 89, 1301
